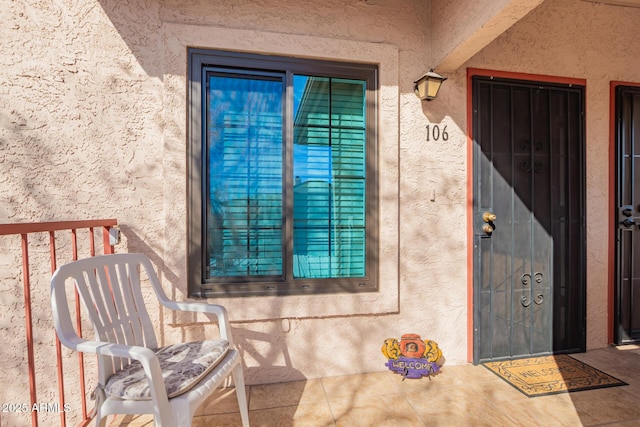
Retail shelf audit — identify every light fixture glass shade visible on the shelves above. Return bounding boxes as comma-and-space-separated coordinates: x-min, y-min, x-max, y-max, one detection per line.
414, 70, 447, 101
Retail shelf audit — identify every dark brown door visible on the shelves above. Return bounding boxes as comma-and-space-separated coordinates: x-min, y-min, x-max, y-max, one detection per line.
472, 76, 586, 363
615, 86, 640, 344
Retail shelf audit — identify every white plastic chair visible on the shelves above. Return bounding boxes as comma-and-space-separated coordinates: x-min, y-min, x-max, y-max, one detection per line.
50, 253, 250, 427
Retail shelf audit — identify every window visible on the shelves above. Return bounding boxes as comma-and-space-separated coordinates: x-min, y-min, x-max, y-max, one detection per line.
188, 49, 378, 297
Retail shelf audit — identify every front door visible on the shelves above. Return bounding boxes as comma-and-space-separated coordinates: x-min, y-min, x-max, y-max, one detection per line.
472, 75, 586, 363
614, 85, 640, 344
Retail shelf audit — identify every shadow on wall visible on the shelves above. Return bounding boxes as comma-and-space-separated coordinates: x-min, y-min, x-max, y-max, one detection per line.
119, 225, 307, 385
0, 104, 138, 424
94, 0, 470, 388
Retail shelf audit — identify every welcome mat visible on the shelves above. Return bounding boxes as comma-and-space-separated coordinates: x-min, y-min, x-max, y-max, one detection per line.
483, 354, 627, 397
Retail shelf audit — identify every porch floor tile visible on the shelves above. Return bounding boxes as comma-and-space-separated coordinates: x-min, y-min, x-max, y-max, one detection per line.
110, 345, 640, 426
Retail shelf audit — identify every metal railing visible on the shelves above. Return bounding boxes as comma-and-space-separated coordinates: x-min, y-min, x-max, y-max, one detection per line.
0, 219, 118, 427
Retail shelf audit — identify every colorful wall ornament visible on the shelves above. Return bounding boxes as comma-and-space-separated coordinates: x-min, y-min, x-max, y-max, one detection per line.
382, 333, 445, 379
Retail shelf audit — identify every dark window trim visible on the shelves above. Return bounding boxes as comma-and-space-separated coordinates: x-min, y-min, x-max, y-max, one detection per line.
187, 48, 378, 297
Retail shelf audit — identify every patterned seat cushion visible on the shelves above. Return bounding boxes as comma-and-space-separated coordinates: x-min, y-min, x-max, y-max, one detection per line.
104, 340, 229, 400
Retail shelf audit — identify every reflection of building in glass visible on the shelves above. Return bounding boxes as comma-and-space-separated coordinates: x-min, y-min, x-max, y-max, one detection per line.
293, 179, 334, 278
207, 191, 283, 277
204, 73, 366, 279
292, 76, 366, 279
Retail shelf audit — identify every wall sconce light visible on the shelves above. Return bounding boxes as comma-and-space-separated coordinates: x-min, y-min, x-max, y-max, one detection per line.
414, 70, 447, 101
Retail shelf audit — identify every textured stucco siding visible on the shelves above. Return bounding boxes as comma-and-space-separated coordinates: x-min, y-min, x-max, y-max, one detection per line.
0, 1, 436, 425
1, 0, 639, 425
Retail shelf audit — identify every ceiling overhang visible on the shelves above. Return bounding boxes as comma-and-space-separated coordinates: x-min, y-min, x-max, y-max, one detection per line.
430, 0, 545, 72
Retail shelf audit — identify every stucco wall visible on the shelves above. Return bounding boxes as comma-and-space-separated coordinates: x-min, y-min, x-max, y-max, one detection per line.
1, 1, 452, 425
2, 0, 638, 424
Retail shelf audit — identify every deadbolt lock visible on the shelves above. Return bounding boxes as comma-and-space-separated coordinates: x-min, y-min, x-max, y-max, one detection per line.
482, 224, 494, 234
619, 205, 640, 228
482, 211, 497, 223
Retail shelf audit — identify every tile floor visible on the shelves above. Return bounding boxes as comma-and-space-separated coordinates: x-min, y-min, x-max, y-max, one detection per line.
111, 345, 640, 426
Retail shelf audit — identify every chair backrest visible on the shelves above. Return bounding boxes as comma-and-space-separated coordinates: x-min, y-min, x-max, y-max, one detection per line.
51, 253, 160, 381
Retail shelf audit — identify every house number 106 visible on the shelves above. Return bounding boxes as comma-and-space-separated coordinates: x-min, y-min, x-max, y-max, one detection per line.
425, 124, 448, 142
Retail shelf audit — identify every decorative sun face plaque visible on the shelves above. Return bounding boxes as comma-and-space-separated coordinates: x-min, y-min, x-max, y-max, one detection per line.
382, 333, 444, 379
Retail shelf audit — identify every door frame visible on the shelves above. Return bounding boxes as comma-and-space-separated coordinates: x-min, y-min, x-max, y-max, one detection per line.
609, 81, 640, 344
466, 69, 588, 363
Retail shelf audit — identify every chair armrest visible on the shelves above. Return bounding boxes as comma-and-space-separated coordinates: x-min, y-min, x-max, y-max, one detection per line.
70, 337, 156, 361
137, 255, 235, 343
163, 300, 228, 317
159, 299, 234, 342
65, 336, 161, 374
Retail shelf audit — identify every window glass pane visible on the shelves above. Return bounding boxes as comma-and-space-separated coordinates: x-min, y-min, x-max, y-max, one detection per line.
292, 76, 366, 278
205, 72, 284, 278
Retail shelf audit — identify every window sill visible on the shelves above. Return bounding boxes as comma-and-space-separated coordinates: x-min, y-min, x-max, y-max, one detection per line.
200, 285, 398, 321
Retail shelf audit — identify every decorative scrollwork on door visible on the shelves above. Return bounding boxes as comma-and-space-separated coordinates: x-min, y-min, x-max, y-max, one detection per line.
520, 272, 544, 307
518, 140, 545, 174
535, 140, 543, 151
521, 294, 544, 307
520, 161, 532, 173
534, 161, 544, 174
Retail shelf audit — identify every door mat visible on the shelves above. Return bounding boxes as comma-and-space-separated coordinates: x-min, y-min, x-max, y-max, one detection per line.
483, 354, 627, 397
